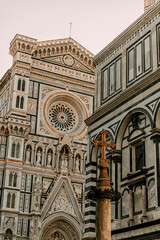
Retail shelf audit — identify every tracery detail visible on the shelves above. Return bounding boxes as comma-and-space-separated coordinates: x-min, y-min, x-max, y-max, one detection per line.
48, 103, 76, 132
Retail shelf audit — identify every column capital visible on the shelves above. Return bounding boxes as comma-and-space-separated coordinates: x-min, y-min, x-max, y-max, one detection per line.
150, 129, 160, 143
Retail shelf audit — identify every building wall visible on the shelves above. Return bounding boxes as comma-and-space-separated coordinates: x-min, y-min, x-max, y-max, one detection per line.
0, 35, 95, 240
84, 3, 160, 240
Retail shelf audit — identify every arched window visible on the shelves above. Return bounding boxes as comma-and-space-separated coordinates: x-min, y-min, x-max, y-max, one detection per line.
16, 96, 20, 108
16, 143, 20, 158
9, 173, 13, 186
17, 79, 21, 90
13, 173, 17, 187
11, 143, 16, 157
20, 96, 24, 109
22, 80, 25, 91
7, 193, 11, 208
11, 193, 15, 208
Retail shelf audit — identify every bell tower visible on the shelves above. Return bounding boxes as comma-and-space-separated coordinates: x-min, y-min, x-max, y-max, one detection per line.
144, 0, 159, 11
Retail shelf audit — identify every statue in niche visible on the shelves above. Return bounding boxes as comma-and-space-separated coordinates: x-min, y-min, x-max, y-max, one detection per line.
131, 115, 139, 129
75, 154, 81, 172
61, 154, 68, 169
47, 149, 52, 166
36, 148, 42, 165
60, 146, 69, 169
53, 232, 60, 240
26, 145, 32, 163
51, 231, 65, 240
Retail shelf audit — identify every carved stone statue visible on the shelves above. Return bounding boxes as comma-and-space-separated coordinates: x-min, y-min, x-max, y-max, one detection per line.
53, 232, 59, 240
36, 149, 42, 165
26, 146, 31, 163
61, 153, 68, 169
47, 151, 52, 166
75, 159, 80, 172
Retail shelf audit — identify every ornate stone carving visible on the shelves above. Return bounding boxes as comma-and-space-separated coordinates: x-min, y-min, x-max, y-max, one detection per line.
50, 186, 76, 217
73, 183, 82, 199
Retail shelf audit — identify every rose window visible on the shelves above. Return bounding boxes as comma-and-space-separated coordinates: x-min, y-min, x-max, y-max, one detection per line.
48, 103, 77, 132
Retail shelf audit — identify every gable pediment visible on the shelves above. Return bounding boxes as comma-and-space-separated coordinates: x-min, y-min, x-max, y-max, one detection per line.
41, 54, 93, 73
41, 176, 83, 224
32, 37, 95, 73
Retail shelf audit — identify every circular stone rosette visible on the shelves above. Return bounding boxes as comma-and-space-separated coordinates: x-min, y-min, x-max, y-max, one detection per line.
43, 92, 88, 137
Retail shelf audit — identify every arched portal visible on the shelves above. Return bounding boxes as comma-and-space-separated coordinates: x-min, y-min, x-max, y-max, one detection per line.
40, 213, 81, 240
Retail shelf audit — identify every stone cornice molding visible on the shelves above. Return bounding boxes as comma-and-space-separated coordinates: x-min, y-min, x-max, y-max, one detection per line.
0, 69, 11, 90
9, 34, 95, 71
94, 2, 160, 66
36, 37, 94, 57
85, 68, 160, 126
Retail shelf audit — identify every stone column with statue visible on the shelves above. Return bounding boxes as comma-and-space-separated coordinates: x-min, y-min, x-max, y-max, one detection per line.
88, 129, 121, 240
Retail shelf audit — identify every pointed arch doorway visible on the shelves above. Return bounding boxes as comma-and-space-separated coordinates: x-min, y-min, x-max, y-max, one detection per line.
41, 217, 81, 240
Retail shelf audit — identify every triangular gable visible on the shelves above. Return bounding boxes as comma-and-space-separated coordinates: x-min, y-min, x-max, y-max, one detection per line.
32, 37, 95, 74
41, 176, 83, 224
41, 54, 94, 73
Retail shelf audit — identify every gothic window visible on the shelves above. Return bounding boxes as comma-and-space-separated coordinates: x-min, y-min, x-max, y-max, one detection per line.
16, 95, 20, 108
20, 96, 24, 109
13, 173, 17, 187
9, 172, 17, 187
9, 173, 13, 186
11, 142, 20, 158
16, 96, 24, 109
16, 143, 20, 158
127, 33, 151, 84
17, 79, 21, 90
6, 193, 16, 208
11, 193, 15, 208
11, 143, 16, 157
102, 56, 122, 101
7, 193, 11, 208
22, 80, 25, 91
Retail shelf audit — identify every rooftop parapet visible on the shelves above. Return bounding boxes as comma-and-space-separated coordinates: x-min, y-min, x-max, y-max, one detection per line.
9, 34, 37, 56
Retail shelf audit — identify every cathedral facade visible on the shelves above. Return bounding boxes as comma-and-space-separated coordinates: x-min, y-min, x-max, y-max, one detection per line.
84, 1, 160, 240
0, 35, 95, 239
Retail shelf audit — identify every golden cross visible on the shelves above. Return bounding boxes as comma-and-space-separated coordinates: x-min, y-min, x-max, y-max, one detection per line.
92, 129, 115, 168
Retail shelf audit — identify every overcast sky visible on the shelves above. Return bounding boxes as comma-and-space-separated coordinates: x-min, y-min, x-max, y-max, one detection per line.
0, 0, 144, 79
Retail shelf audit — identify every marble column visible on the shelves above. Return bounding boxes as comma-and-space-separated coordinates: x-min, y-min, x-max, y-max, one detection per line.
96, 198, 111, 240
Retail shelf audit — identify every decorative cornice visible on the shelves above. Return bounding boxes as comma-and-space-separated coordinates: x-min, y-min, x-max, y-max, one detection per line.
94, 2, 160, 66
85, 68, 160, 126
0, 69, 11, 90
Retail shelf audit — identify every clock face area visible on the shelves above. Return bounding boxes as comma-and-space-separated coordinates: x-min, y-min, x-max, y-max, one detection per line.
43, 92, 88, 138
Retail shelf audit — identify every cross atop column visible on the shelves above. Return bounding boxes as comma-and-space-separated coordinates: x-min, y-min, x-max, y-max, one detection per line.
92, 129, 115, 168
